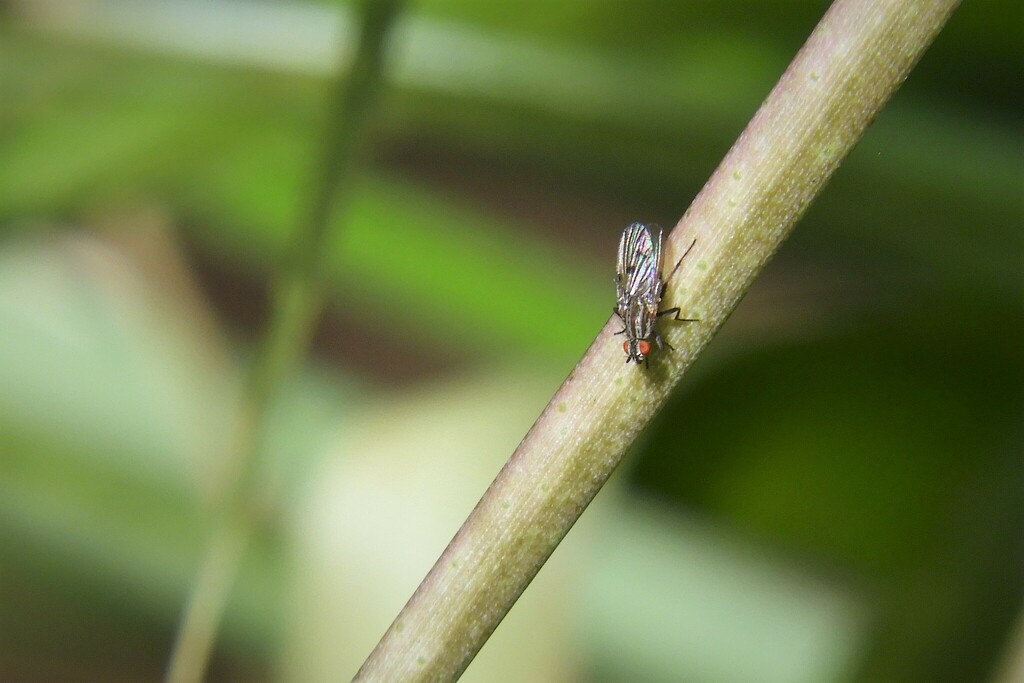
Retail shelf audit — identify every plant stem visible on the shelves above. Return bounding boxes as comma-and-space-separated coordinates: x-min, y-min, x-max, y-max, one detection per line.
165, 3, 404, 682
352, 0, 960, 680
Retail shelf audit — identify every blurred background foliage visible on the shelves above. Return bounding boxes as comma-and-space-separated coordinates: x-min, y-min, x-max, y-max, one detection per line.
0, 0, 1020, 682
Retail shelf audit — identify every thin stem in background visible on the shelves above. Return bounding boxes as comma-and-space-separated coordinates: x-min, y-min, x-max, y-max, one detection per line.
353, 0, 961, 680
165, 2, 405, 682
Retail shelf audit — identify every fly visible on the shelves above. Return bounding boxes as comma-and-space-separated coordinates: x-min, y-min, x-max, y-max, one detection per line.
614, 222, 697, 366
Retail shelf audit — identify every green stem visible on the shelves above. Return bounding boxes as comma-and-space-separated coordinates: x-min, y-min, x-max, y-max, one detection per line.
251, 0, 406, 429
165, 3, 404, 682
352, 0, 960, 681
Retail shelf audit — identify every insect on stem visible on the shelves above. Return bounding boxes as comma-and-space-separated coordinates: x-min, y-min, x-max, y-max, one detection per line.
614, 223, 698, 366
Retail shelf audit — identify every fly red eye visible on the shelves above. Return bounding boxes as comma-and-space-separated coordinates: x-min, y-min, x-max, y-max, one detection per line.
622, 340, 630, 354
638, 340, 652, 356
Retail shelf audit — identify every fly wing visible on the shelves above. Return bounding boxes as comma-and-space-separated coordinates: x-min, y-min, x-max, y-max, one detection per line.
616, 223, 638, 302
617, 222, 662, 305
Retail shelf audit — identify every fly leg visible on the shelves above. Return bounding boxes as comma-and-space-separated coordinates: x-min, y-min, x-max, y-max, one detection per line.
653, 309, 696, 357
657, 307, 699, 323
612, 307, 627, 335
657, 238, 700, 322
661, 237, 698, 289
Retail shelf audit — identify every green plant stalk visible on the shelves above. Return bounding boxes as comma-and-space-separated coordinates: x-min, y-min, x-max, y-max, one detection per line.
353, 0, 960, 680
994, 609, 1024, 683
165, 3, 405, 683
